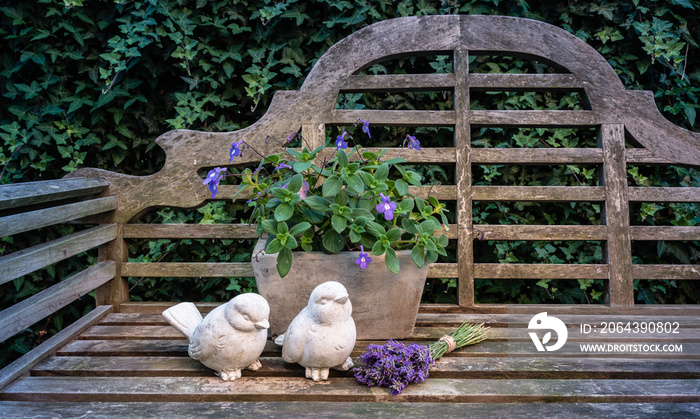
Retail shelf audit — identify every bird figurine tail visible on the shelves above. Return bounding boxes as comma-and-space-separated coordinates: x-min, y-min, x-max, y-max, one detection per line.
163, 302, 203, 340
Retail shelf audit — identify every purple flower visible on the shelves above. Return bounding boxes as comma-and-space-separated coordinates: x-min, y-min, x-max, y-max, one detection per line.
354, 340, 434, 395
299, 181, 309, 200
286, 132, 297, 144
275, 162, 292, 171
203, 167, 226, 198
355, 245, 372, 269
375, 193, 397, 221
360, 119, 371, 139
335, 131, 348, 149
407, 134, 421, 151
229, 140, 244, 162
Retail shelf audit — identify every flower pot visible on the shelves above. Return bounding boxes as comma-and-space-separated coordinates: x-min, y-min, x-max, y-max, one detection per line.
251, 239, 429, 340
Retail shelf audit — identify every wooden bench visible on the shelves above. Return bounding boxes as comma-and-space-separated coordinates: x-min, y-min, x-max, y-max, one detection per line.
2, 15, 700, 416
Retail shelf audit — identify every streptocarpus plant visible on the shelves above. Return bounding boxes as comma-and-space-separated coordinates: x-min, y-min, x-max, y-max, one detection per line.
205, 120, 451, 278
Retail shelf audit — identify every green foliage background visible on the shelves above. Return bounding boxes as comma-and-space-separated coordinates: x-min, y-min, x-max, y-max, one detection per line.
1, 0, 699, 367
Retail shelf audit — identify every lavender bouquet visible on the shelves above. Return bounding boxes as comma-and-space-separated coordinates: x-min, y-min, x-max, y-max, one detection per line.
354, 322, 489, 395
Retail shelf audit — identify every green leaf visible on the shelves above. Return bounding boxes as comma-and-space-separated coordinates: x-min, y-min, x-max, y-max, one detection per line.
411, 244, 425, 268
337, 149, 349, 167
293, 161, 313, 173
288, 173, 303, 193
371, 240, 386, 256
305, 195, 330, 212
346, 174, 364, 194
398, 198, 414, 213
322, 230, 344, 253
289, 222, 311, 236
276, 247, 293, 278
384, 247, 400, 274
395, 179, 409, 196
271, 186, 290, 201
277, 221, 289, 234
266, 238, 284, 254
402, 218, 420, 234
386, 228, 402, 242
374, 163, 389, 181
332, 214, 347, 233
261, 220, 278, 235
322, 175, 342, 197
301, 207, 324, 224
274, 203, 294, 221
365, 220, 386, 237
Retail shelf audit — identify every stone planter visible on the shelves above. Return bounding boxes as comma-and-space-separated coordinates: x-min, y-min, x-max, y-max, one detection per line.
251, 239, 429, 340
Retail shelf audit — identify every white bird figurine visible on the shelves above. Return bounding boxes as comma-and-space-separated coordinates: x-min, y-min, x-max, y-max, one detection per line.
162, 293, 270, 381
275, 281, 356, 381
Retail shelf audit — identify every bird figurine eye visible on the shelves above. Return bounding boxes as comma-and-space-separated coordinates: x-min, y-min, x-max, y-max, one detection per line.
318, 298, 329, 305
244, 315, 250, 321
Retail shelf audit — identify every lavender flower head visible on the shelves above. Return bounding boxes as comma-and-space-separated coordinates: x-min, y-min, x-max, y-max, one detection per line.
375, 193, 397, 221
406, 134, 421, 151
203, 167, 226, 198
274, 162, 292, 171
229, 140, 244, 162
354, 340, 434, 395
355, 245, 372, 269
335, 131, 348, 149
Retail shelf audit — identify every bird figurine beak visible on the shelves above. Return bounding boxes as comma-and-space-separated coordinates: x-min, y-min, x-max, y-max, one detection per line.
334, 294, 349, 304
255, 319, 270, 330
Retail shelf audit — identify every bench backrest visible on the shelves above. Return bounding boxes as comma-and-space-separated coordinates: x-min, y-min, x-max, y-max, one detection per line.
68, 15, 700, 309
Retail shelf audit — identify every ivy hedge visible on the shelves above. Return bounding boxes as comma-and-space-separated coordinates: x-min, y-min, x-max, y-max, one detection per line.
1, 0, 699, 367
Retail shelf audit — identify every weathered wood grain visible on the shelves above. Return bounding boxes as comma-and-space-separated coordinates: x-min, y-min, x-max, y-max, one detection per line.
122, 224, 259, 239
121, 262, 255, 278
469, 74, 581, 91
471, 148, 603, 164
473, 263, 609, 279
628, 187, 700, 203
3, 376, 699, 403
469, 110, 597, 127
0, 225, 117, 285
0, 196, 116, 237
0, 305, 113, 391
329, 109, 456, 126
633, 265, 700, 280
30, 355, 700, 380
0, 178, 108, 211
475, 224, 606, 240
2, 401, 699, 418
341, 73, 455, 92
0, 263, 116, 342
472, 186, 605, 202
630, 226, 700, 241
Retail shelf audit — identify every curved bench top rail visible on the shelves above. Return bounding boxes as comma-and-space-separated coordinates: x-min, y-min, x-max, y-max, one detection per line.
0, 178, 109, 211
67, 15, 700, 224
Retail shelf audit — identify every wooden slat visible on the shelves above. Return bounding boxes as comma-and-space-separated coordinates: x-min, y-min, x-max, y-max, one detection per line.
471, 148, 603, 164
630, 226, 700, 241
469, 74, 582, 91
122, 262, 254, 278
0, 196, 116, 237
475, 225, 606, 241
633, 265, 700, 280
0, 305, 113, 390
2, 401, 699, 418
122, 224, 258, 239
0, 225, 117, 285
0, 262, 116, 342
625, 148, 676, 164
330, 109, 456, 126
470, 110, 597, 127
629, 187, 700, 202
30, 355, 700, 380
428, 263, 458, 278
341, 73, 455, 92
330, 147, 457, 163
3, 376, 699, 402
474, 263, 609, 279
0, 178, 108, 210
472, 186, 605, 201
